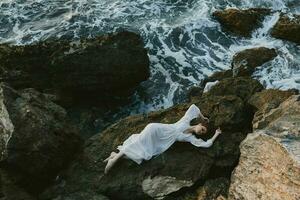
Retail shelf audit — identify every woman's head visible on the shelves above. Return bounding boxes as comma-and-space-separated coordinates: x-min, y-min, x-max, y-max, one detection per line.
194, 123, 207, 135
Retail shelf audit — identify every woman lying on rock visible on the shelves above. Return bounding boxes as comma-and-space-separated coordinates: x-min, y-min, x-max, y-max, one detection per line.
103, 104, 222, 174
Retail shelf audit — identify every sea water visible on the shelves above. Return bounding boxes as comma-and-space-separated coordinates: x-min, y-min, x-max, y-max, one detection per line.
0, 0, 299, 117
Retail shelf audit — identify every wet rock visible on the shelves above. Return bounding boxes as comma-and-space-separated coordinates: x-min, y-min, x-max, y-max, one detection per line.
271, 14, 300, 44
228, 133, 300, 200
204, 70, 233, 83
50, 191, 109, 200
0, 83, 82, 193
0, 169, 35, 200
248, 89, 297, 129
0, 31, 150, 106
45, 76, 262, 200
228, 95, 300, 200
190, 55, 269, 101
169, 177, 229, 200
213, 8, 271, 37
232, 47, 277, 77
252, 94, 300, 160
190, 76, 263, 104
196, 178, 229, 200
142, 176, 193, 199
200, 77, 264, 103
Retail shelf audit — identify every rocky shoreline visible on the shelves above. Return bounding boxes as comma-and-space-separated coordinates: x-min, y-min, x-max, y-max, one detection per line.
0, 7, 299, 200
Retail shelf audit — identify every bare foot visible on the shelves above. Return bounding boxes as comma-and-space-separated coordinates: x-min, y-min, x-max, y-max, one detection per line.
104, 158, 115, 174
103, 152, 117, 163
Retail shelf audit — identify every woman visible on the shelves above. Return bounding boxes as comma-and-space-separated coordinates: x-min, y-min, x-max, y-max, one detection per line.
103, 104, 222, 174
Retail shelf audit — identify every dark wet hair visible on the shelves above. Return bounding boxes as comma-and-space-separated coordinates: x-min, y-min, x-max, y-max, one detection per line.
189, 118, 209, 139
190, 117, 202, 126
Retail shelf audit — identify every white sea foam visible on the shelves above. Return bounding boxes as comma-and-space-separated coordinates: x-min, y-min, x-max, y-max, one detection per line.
0, 0, 299, 114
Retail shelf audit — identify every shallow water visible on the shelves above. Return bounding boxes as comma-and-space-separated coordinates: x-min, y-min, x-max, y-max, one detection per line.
1, 0, 300, 116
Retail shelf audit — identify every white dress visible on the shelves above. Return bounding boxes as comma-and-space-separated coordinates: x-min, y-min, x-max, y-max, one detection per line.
117, 104, 214, 164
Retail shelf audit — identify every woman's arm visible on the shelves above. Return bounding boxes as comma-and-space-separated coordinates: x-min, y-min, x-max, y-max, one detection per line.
179, 128, 222, 148
190, 104, 209, 123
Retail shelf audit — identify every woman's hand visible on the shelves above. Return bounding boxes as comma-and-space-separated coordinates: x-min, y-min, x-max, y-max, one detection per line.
215, 127, 222, 135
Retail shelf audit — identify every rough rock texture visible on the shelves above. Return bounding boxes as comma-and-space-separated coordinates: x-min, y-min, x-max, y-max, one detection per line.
248, 89, 297, 129
271, 14, 300, 44
176, 178, 229, 200
252, 95, 300, 161
198, 77, 264, 103
50, 191, 109, 200
0, 31, 150, 106
189, 47, 274, 99
0, 83, 82, 193
190, 76, 263, 105
195, 178, 229, 200
0, 169, 35, 200
231, 47, 277, 77
142, 176, 193, 199
228, 95, 300, 200
228, 133, 300, 200
213, 8, 271, 37
42, 77, 263, 200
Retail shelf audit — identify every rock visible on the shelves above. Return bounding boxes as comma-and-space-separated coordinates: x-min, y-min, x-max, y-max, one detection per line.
188, 70, 232, 101
196, 178, 229, 200
190, 76, 263, 104
0, 31, 150, 106
200, 77, 264, 103
204, 70, 233, 83
248, 89, 297, 129
142, 176, 193, 199
271, 14, 300, 44
228, 95, 300, 200
0, 83, 82, 193
232, 47, 277, 77
46, 77, 262, 200
169, 177, 229, 200
0, 169, 35, 200
253, 95, 300, 161
203, 81, 219, 93
228, 133, 300, 200
213, 8, 271, 37
50, 191, 109, 200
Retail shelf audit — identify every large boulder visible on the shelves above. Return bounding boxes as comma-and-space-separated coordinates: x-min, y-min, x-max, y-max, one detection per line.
174, 177, 229, 200
188, 57, 266, 101
271, 14, 300, 44
252, 95, 300, 159
228, 95, 300, 200
199, 77, 264, 103
232, 47, 277, 77
0, 31, 150, 106
248, 89, 297, 129
228, 133, 300, 200
213, 8, 271, 37
42, 77, 262, 200
0, 169, 35, 200
0, 83, 82, 193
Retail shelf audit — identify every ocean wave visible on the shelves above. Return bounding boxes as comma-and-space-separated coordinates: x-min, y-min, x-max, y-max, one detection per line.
0, 0, 299, 114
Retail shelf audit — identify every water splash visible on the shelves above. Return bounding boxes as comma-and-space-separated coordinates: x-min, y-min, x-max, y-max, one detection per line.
0, 0, 300, 115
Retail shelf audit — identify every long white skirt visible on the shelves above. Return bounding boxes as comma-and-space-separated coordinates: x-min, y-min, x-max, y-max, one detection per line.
117, 123, 178, 164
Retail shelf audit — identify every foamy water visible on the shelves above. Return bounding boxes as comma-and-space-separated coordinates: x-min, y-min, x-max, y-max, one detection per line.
0, 0, 300, 115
